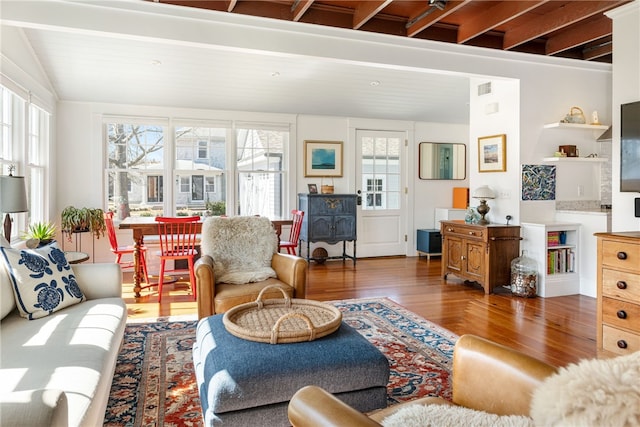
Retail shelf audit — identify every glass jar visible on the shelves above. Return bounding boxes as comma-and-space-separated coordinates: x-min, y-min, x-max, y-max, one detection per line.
510, 250, 538, 297
464, 207, 479, 224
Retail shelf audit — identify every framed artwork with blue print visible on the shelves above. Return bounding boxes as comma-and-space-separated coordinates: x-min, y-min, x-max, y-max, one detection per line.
521, 165, 556, 201
0, 242, 85, 320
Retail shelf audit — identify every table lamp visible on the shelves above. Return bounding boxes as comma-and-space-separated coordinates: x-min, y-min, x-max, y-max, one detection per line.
472, 185, 495, 225
0, 168, 29, 242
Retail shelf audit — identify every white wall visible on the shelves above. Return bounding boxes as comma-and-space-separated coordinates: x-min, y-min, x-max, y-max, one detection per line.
609, 2, 640, 232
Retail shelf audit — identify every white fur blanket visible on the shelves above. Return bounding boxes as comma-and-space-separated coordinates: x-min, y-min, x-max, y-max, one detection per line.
201, 216, 278, 284
530, 351, 640, 427
382, 404, 533, 427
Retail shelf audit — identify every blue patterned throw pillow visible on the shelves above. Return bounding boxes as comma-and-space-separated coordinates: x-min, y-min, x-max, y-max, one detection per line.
0, 242, 85, 320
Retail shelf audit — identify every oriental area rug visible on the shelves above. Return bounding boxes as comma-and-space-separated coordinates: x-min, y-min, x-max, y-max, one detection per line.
103, 297, 458, 426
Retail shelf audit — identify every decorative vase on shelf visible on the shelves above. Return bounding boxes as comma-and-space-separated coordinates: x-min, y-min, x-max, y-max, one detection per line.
510, 250, 538, 298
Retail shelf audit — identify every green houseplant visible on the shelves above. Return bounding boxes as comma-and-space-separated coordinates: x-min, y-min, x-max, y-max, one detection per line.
61, 206, 106, 242
22, 221, 57, 247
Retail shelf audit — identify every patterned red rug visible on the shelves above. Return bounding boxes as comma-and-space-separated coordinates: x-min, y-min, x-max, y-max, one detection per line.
104, 297, 458, 426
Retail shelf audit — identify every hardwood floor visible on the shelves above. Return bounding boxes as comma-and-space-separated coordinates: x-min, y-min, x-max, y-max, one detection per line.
122, 256, 597, 367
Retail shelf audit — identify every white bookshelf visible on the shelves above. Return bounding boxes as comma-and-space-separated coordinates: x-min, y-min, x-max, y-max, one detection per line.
520, 222, 581, 298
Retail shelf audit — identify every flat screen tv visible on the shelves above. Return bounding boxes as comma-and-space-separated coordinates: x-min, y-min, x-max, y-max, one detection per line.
620, 100, 640, 192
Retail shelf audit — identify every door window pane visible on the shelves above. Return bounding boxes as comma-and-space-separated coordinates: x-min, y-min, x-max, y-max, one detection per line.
361, 136, 401, 210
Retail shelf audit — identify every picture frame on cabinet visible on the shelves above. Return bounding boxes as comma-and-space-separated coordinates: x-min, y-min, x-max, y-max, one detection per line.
478, 134, 507, 172
308, 183, 318, 194
304, 140, 343, 177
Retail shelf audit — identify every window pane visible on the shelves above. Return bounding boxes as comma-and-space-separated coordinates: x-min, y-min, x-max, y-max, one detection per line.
360, 135, 401, 211
107, 123, 165, 218
236, 126, 287, 218
107, 170, 164, 218
175, 125, 227, 215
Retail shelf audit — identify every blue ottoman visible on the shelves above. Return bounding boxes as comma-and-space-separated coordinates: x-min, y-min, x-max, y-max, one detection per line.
193, 314, 389, 426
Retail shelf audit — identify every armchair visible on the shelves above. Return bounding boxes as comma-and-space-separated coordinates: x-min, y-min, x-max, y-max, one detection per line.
195, 216, 307, 318
288, 334, 557, 426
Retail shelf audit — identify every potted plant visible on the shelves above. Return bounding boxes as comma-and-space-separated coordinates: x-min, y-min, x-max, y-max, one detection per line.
22, 221, 57, 247
61, 206, 106, 242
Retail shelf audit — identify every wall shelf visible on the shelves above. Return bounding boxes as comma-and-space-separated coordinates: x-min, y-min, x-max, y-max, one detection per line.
543, 122, 609, 130
542, 157, 607, 163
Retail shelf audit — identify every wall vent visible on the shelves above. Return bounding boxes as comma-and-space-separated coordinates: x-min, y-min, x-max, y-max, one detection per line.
477, 82, 492, 96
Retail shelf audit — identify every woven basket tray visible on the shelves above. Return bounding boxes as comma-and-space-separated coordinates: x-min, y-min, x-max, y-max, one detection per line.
222, 286, 342, 344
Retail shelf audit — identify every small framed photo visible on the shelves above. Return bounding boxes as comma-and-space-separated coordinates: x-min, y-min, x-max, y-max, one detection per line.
304, 140, 343, 177
308, 183, 318, 194
478, 134, 507, 173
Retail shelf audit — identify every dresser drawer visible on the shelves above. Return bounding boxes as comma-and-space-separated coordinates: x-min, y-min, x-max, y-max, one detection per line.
602, 324, 640, 356
602, 297, 640, 332
602, 268, 640, 301
441, 223, 485, 241
601, 240, 640, 273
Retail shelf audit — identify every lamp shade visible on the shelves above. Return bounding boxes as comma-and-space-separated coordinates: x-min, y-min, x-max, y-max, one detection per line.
472, 185, 496, 200
0, 175, 29, 213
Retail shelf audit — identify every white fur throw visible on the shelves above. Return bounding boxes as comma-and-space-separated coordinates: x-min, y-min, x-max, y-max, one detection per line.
530, 351, 640, 427
201, 216, 278, 284
382, 403, 533, 427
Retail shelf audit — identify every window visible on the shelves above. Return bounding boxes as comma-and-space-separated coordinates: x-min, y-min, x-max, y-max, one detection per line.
205, 176, 215, 193
180, 176, 190, 193
175, 125, 226, 213
0, 86, 49, 240
105, 119, 289, 219
236, 124, 288, 218
361, 135, 401, 210
366, 178, 383, 207
198, 141, 208, 159
26, 104, 49, 224
106, 122, 165, 218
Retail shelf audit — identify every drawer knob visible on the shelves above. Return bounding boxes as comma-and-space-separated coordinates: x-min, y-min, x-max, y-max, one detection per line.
617, 281, 628, 290
617, 251, 627, 260
617, 310, 627, 319
617, 340, 628, 349
447, 228, 454, 232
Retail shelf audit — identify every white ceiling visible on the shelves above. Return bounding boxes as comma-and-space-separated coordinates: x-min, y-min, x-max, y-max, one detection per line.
7, 1, 475, 123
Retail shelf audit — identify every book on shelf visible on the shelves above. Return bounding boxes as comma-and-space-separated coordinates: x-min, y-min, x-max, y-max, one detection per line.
547, 248, 576, 274
547, 231, 560, 247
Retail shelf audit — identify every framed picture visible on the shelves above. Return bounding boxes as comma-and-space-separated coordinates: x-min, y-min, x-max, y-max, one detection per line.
308, 183, 318, 194
478, 134, 506, 172
304, 140, 343, 177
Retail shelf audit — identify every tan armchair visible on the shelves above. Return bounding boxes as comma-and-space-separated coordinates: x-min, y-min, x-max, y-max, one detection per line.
288, 334, 558, 426
195, 216, 307, 318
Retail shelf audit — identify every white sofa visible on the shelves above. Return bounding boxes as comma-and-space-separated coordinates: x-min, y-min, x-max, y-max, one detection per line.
0, 260, 127, 426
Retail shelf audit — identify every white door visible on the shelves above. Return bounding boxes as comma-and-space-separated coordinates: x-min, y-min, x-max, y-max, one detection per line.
355, 130, 407, 257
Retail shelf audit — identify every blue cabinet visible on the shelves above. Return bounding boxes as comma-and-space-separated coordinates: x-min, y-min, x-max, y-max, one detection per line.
417, 229, 441, 259
298, 194, 357, 265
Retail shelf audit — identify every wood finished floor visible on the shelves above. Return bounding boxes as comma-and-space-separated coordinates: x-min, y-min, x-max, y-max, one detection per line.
122, 256, 597, 368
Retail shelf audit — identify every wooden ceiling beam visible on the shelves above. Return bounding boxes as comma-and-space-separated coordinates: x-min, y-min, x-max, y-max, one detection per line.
546, 15, 612, 55
582, 36, 613, 61
292, 0, 315, 22
353, 0, 394, 30
406, 0, 471, 38
457, 0, 549, 44
503, 1, 621, 50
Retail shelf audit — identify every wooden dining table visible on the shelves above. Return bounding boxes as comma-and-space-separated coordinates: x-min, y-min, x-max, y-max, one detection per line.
119, 216, 293, 298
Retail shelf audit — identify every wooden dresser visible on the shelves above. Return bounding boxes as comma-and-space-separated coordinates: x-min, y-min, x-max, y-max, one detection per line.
595, 231, 640, 357
440, 220, 521, 294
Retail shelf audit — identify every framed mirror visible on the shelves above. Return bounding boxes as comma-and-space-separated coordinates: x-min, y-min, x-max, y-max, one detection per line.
419, 142, 466, 180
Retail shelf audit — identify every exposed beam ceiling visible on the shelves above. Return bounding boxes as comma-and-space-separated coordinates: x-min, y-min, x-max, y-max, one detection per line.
154, 0, 630, 63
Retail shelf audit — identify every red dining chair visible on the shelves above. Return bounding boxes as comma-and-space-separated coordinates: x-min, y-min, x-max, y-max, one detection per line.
279, 210, 304, 255
155, 216, 200, 303
104, 211, 150, 284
